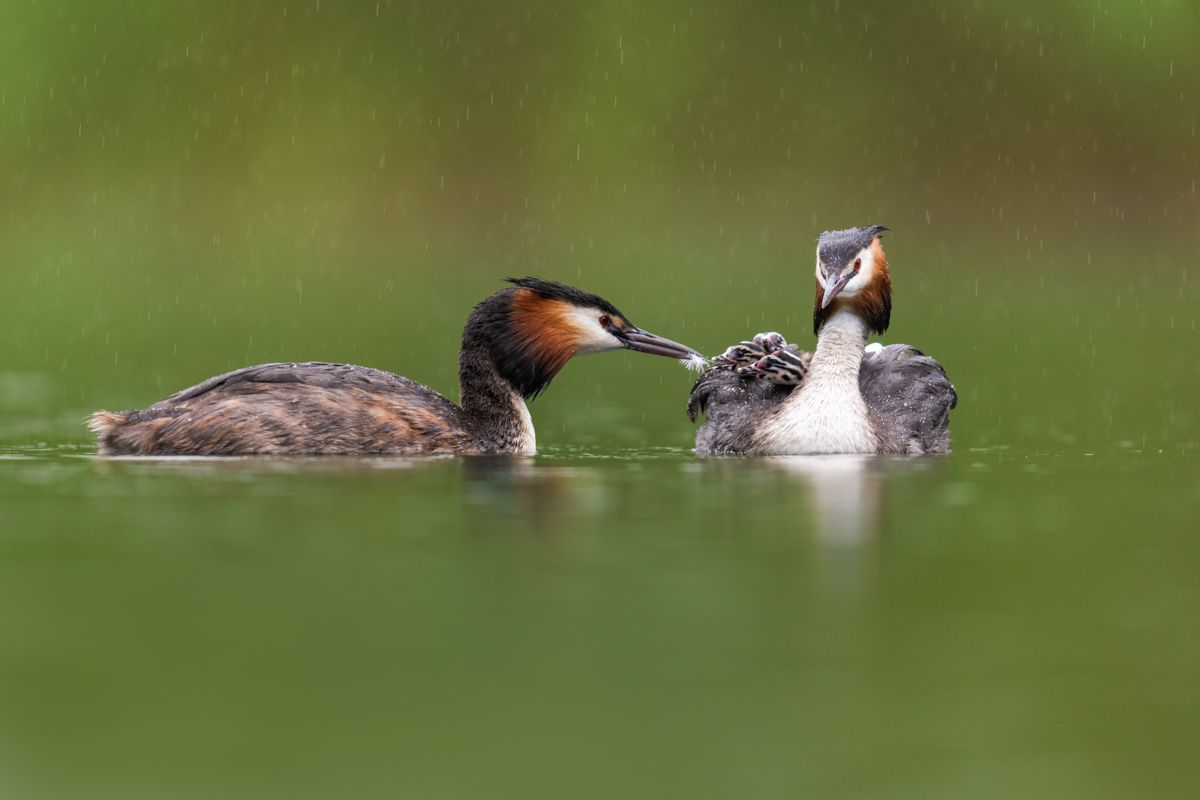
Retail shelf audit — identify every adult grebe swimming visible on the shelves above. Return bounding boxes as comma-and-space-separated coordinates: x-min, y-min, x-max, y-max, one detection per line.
688, 227, 956, 455
91, 278, 702, 456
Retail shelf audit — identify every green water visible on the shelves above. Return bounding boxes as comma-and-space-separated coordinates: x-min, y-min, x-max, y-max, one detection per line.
1, 448, 1197, 799
4, 1, 1200, 798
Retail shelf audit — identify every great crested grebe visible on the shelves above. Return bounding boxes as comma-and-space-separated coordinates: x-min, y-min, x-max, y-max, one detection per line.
90, 278, 703, 456
687, 226, 956, 455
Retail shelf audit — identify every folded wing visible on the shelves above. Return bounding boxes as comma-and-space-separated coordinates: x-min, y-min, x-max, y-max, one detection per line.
90, 362, 473, 455
859, 345, 957, 454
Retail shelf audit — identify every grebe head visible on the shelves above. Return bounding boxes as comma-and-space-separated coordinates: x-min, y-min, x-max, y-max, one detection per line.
812, 225, 892, 335
467, 277, 702, 398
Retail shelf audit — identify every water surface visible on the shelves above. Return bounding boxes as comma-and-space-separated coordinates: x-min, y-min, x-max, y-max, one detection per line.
2, 444, 1196, 799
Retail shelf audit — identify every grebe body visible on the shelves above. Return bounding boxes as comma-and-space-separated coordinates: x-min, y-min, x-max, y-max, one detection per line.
91, 278, 701, 456
688, 227, 956, 455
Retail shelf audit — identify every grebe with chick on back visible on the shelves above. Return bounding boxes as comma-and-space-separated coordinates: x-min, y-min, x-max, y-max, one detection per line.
90, 278, 704, 456
688, 226, 957, 455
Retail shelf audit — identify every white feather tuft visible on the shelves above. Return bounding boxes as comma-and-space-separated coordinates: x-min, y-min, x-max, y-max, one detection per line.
679, 353, 711, 373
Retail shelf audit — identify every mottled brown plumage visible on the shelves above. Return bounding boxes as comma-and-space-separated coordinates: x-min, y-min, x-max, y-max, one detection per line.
90, 278, 701, 456
90, 363, 476, 455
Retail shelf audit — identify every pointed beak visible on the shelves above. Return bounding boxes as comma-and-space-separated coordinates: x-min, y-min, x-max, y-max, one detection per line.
821, 271, 853, 309
619, 328, 704, 360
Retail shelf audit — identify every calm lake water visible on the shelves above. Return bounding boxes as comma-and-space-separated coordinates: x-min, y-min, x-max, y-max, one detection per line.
1, 441, 1197, 799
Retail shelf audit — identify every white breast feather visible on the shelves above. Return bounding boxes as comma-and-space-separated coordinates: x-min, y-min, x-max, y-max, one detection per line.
754, 311, 876, 455
514, 397, 537, 455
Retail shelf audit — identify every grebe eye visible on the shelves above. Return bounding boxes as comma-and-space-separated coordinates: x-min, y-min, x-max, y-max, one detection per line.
853, 258, 862, 271
598, 315, 610, 328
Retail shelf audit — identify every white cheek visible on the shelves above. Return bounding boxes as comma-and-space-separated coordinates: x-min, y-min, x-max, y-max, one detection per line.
564, 306, 623, 354
840, 249, 875, 296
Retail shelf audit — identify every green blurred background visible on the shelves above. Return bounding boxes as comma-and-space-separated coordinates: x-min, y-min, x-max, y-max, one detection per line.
2, 3, 1199, 799
3, 0, 1197, 449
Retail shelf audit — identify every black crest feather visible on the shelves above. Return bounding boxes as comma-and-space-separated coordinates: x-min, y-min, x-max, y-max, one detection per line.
816, 226, 888, 273
504, 277, 624, 318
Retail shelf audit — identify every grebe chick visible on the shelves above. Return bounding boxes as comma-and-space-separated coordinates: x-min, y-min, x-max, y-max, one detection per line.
90, 278, 702, 456
688, 227, 956, 455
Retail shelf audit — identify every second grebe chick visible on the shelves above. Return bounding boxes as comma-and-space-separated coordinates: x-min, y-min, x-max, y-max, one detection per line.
688, 227, 956, 455
90, 278, 702, 456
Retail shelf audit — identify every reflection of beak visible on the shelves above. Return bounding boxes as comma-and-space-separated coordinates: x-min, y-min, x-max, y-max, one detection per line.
619, 328, 704, 359
821, 271, 853, 309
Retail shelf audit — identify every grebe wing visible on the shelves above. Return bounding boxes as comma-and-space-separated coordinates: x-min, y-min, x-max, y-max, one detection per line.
687, 368, 796, 454
164, 362, 445, 404
97, 362, 472, 455
859, 345, 957, 454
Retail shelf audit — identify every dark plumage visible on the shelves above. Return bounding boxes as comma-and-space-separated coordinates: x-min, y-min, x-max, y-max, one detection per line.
857, 345, 957, 454
816, 226, 888, 273
90, 278, 701, 456
504, 277, 623, 318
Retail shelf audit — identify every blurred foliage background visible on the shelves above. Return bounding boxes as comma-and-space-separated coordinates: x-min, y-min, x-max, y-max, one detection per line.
1, 0, 1197, 450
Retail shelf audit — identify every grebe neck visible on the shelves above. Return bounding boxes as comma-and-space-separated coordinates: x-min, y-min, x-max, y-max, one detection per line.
808, 308, 869, 385
752, 307, 876, 454
457, 336, 537, 455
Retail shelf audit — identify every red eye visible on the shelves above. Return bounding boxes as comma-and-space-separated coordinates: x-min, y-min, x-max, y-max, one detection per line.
598, 315, 610, 328
853, 258, 862, 271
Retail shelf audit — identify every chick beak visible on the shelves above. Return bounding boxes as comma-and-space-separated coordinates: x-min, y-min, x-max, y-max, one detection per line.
619, 328, 704, 360
821, 270, 853, 309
